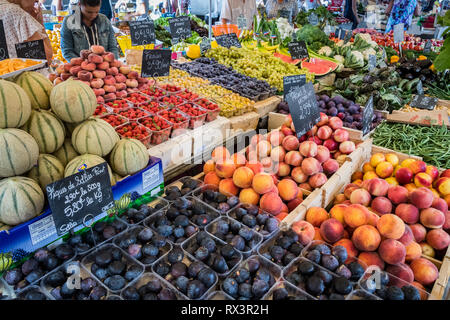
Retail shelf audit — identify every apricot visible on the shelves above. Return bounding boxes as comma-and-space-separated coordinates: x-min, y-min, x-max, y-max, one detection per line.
409, 224, 427, 244
287, 198, 303, 212
232, 166, 254, 189
329, 204, 347, 224
252, 173, 274, 195
277, 179, 299, 202
408, 160, 427, 175
398, 225, 414, 246
256, 141, 272, 158
387, 185, 409, 204
410, 258, 439, 286
363, 171, 379, 181
377, 214, 405, 240
267, 130, 285, 146
219, 178, 239, 196
367, 211, 380, 227
282, 135, 300, 152
309, 173, 328, 189
405, 241, 422, 262
215, 159, 236, 178
284, 151, 302, 167
299, 183, 312, 192
323, 159, 340, 176
352, 225, 381, 251
275, 212, 288, 222
231, 153, 246, 168
352, 171, 364, 182
239, 188, 260, 206
291, 220, 315, 246
426, 228, 450, 250
259, 192, 283, 216
446, 194, 450, 207
378, 239, 406, 265
270, 146, 286, 163
301, 157, 321, 176
404, 183, 418, 193
400, 158, 416, 168
343, 204, 369, 228
363, 162, 375, 173
420, 207, 445, 229
349, 188, 372, 207
435, 177, 450, 196
291, 167, 308, 184
395, 167, 414, 185
375, 161, 394, 178
414, 172, 433, 188
385, 177, 399, 186
367, 178, 390, 197
319, 218, 344, 243
386, 263, 414, 284
410, 187, 434, 209
299, 141, 318, 158
246, 162, 264, 175
344, 183, 360, 199
371, 196, 392, 215
204, 172, 221, 187
281, 203, 289, 213
370, 153, 386, 168
385, 153, 399, 167
334, 194, 347, 205
203, 160, 215, 174
353, 179, 363, 187
211, 146, 230, 163
334, 239, 359, 263
306, 207, 329, 227
426, 165, 439, 181
358, 252, 385, 270
315, 145, 330, 164
277, 162, 291, 177
313, 227, 324, 241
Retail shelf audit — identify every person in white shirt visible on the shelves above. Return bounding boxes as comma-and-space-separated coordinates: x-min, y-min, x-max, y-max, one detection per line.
220, 0, 256, 29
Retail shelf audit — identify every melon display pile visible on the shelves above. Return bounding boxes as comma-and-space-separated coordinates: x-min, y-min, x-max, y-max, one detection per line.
49, 45, 151, 104
0, 68, 150, 228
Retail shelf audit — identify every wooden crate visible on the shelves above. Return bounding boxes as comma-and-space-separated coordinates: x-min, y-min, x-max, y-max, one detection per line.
228, 112, 260, 133
387, 110, 449, 127
254, 96, 282, 117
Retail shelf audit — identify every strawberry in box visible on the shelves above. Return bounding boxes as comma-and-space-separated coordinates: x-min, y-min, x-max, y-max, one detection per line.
194, 98, 220, 122
159, 84, 182, 93
139, 100, 167, 114
118, 107, 149, 120
142, 87, 166, 98
139, 115, 172, 145
94, 104, 108, 116
177, 103, 207, 129
159, 95, 185, 108
100, 114, 128, 128
178, 89, 199, 101
126, 92, 151, 106
157, 109, 189, 137
115, 122, 151, 147
105, 99, 130, 111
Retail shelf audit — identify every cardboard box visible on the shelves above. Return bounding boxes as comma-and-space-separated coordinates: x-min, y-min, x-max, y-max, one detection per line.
148, 133, 193, 172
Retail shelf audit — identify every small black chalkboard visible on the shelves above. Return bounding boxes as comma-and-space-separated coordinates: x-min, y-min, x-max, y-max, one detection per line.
423, 40, 432, 53
200, 37, 211, 55
288, 41, 308, 60
46, 162, 115, 236
283, 74, 306, 97
15, 40, 46, 60
129, 20, 156, 46
368, 54, 376, 71
285, 81, 320, 138
169, 16, 192, 42
215, 33, 242, 48
141, 49, 171, 78
0, 20, 8, 61
417, 80, 424, 95
410, 95, 438, 110
362, 95, 374, 135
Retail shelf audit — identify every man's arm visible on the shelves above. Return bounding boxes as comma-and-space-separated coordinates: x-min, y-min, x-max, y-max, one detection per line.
60, 20, 78, 61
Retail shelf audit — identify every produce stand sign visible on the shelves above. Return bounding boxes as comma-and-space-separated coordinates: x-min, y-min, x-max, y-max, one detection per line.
368, 54, 376, 71
169, 16, 191, 43
46, 162, 115, 236
423, 40, 432, 53
237, 14, 247, 30
129, 20, 156, 46
393, 23, 404, 43
15, 39, 46, 60
141, 49, 171, 78
200, 37, 211, 55
0, 20, 8, 61
409, 94, 438, 110
215, 33, 242, 48
288, 41, 309, 60
285, 81, 320, 138
362, 95, 374, 135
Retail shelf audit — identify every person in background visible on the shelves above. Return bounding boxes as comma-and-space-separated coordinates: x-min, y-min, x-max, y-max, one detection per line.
135, 0, 150, 17
190, 0, 221, 22
265, 0, 299, 20
51, 0, 61, 15
99, 0, 112, 19
221, 0, 257, 29
344, 0, 359, 29
301, 0, 322, 11
60, 0, 119, 60
0, 0, 53, 61
385, 0, 420, 33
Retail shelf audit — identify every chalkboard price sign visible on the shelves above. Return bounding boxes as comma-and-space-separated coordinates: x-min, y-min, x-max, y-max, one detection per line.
0, 20, 8, 61
169, 16, 192, 42
362, 95, 374, 136
288, 41, 308, 60
129, 20, 156, 46
285, 82, 320, 138
141, 49, 171, 78
416, 80, 424, 95
393, 23, 404, 43
200, 37, 211, 55
283, 74, 306, 97
215, 33, 242, 48
410, 95, 438, 110
46, 162, 115, 236
423, 40, 432, 53
15, 40, 46, 60
368, 54, 377, 71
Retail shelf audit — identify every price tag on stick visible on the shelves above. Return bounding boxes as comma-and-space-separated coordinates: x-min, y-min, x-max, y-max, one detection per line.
129, 20, 156, 46
141, 49, 171, 78
285, 82, 321, 138
0, 20, 8, 61
288, 41, 309, 60
393, 23, 404, 43
215, 33, 241, 48
169, 16, 191, 43
46, 162, 115, 236
423, 40, 432, 53
15, 40, 46, 60
362, 95, 374, 136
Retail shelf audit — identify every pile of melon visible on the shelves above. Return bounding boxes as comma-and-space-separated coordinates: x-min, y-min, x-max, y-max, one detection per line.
0, 71, 150, 228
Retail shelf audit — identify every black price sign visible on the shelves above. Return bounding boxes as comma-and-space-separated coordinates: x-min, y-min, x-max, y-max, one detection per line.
410, 95, 438, 110
337, 27, 352, 43
15, 39, 46, 60
129, 20, 156, 46
169, 16, 192, 42
288, 41, 308, 60
141, 49, 171, 78
0, 20, 8, 61
368, 54, 376, 71
200, 37, 211, 55
283, 74, 306, 97
417, 80, 424, 95
285, 81, 320, 138
46, 163, 115, 236
423, 40, 432, 53
215, 33, 241, 48
362, 95, 374, 135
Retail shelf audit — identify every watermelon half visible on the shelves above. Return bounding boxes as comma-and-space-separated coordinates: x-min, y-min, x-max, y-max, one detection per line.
301, 58, 339, 76
274, 53, 302, 65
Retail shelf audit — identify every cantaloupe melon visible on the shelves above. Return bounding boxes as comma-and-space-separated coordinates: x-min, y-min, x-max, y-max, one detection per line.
50, 78, 96, 123
0, 79, 32, 129
53, 139, 79, 167
28, 154, 64, 190
0, 176, 44, 226
21, 109, 66, 154
65, 154, 115, 185
109, 138, 149, 176
0, 128, 39, 177
72, 117, 119, 157
112, 172, 123, 186
16, 71, 53, 110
